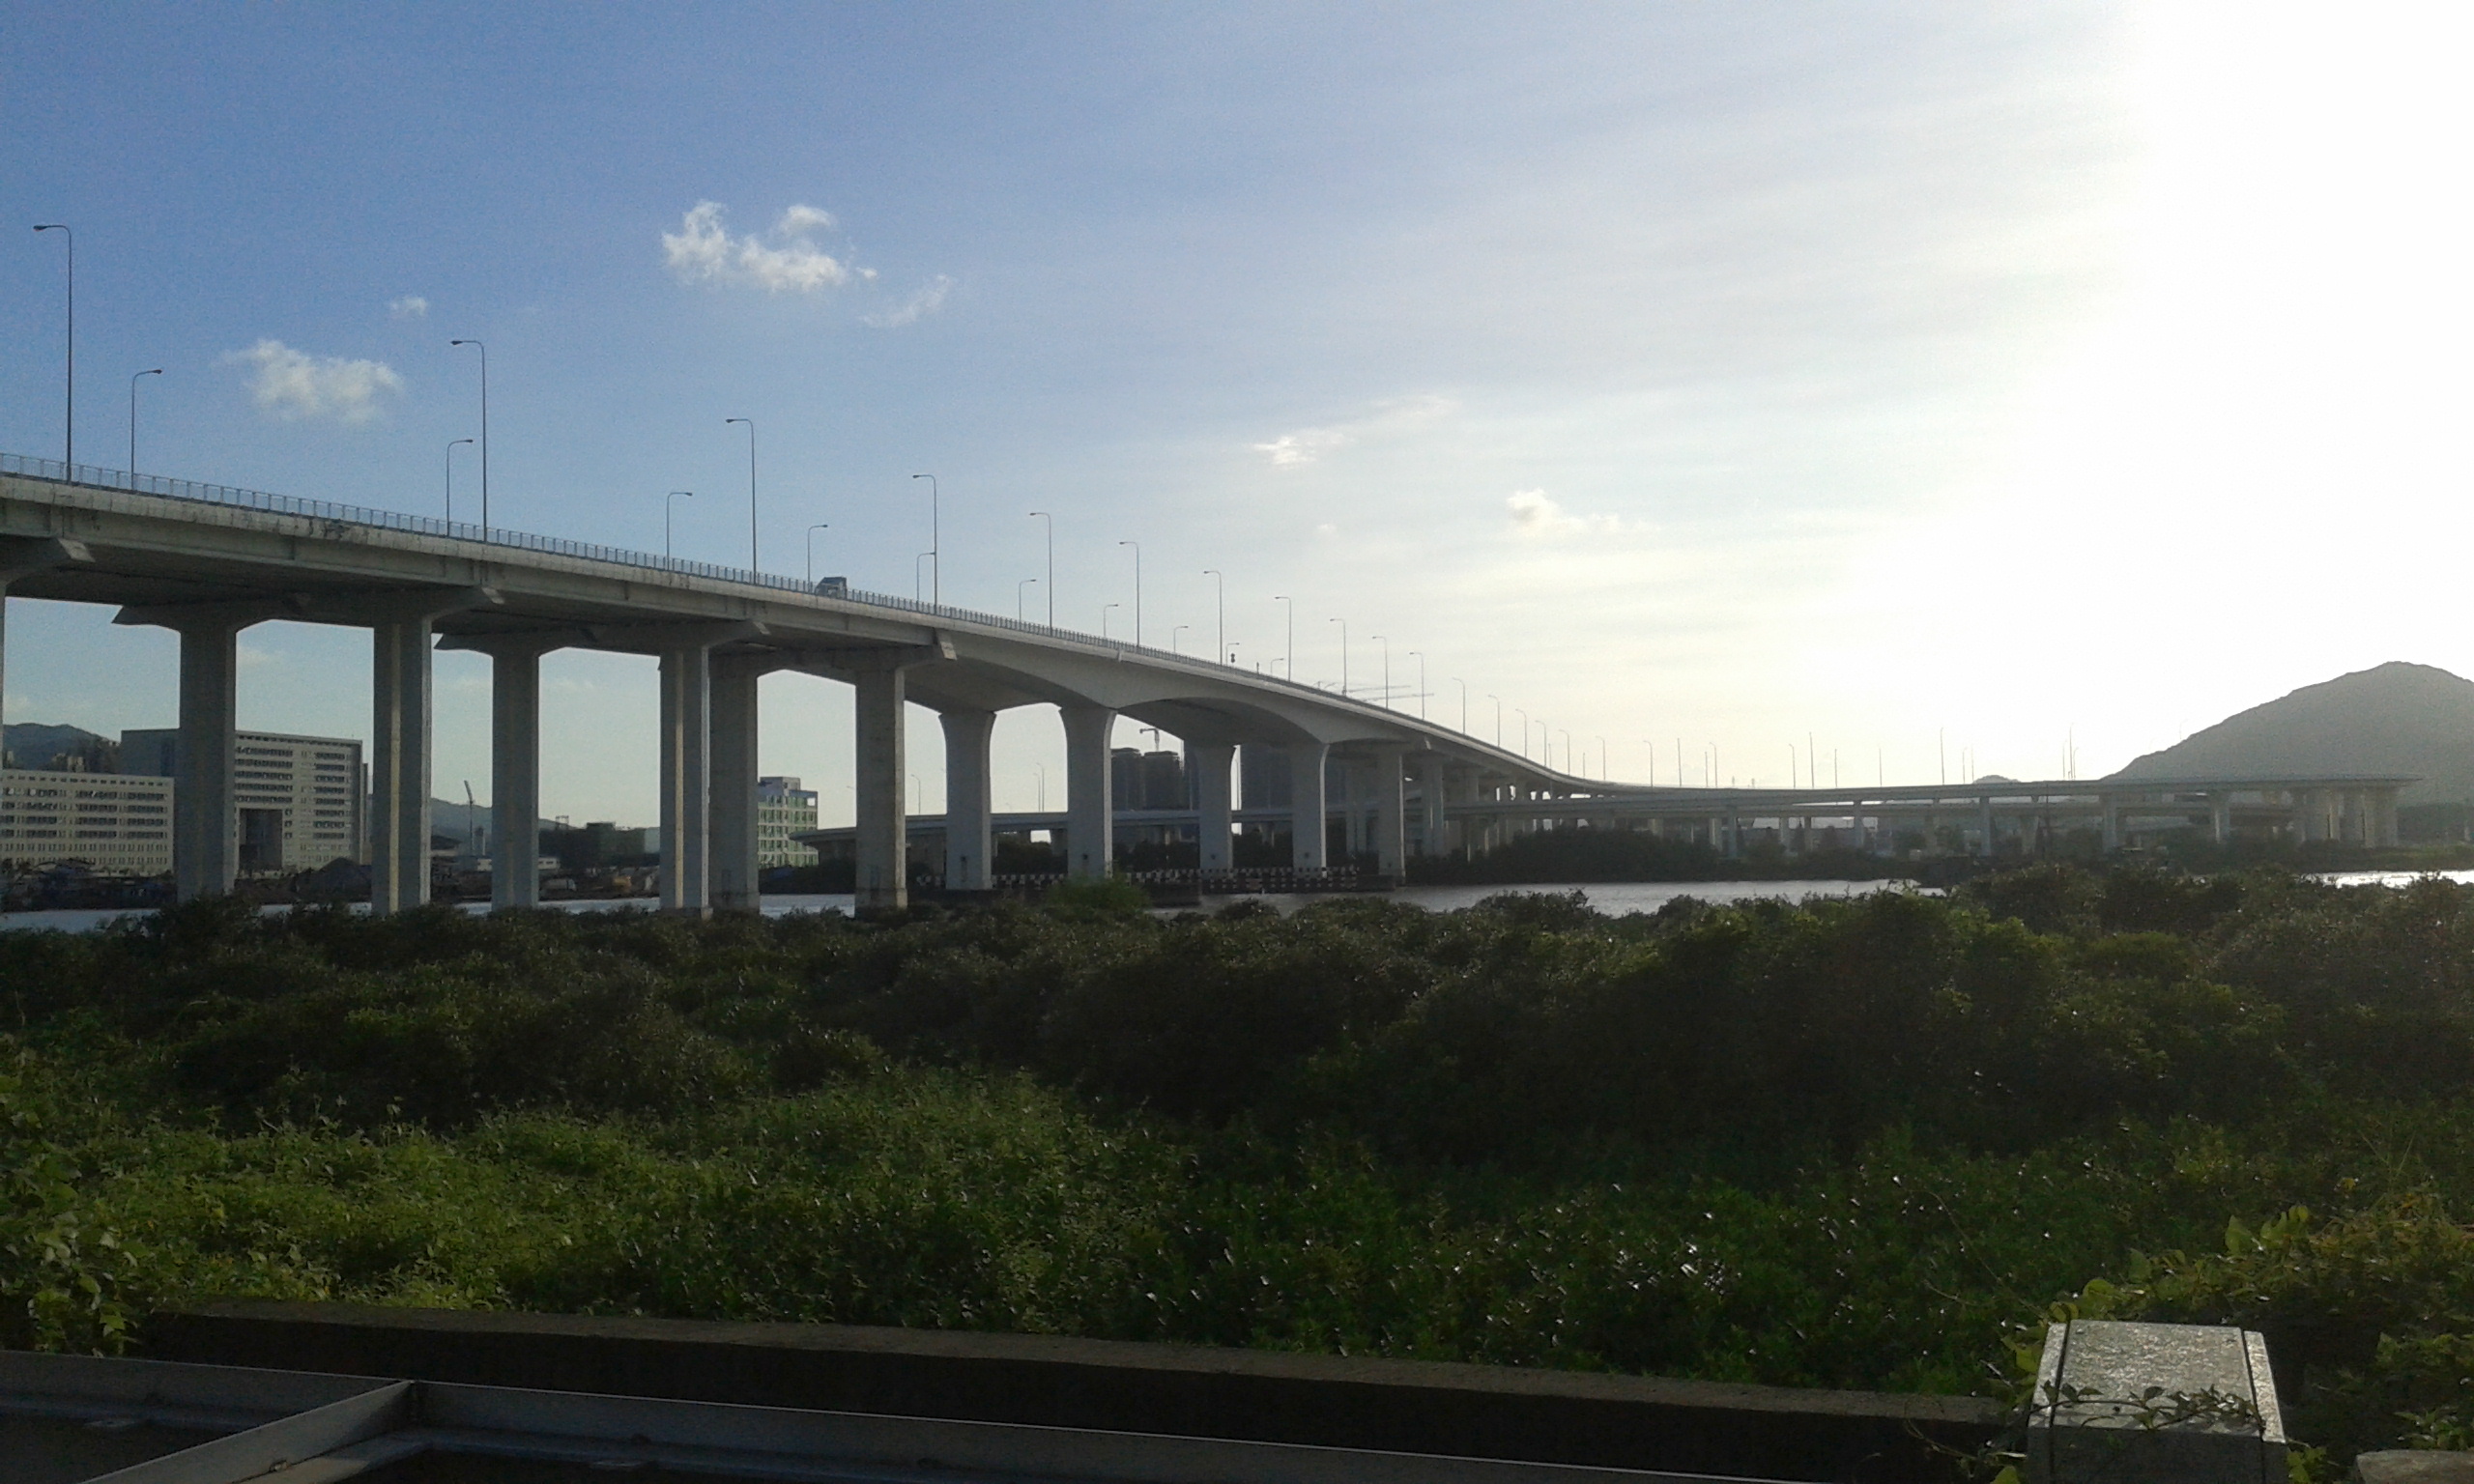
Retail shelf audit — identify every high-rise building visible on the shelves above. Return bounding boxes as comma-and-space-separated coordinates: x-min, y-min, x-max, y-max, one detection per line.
0, 767, 173, 874
122, 729, 365, 871
757, 776, 819, 867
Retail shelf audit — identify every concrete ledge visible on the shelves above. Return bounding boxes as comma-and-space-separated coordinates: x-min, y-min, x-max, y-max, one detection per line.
149, 1301, 1999, 1482
2357, 1453, 2474, 1484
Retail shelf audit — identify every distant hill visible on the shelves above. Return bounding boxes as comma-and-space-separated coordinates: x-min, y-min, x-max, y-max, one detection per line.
2, 722, 114, 771
2110, 662, 2474, 806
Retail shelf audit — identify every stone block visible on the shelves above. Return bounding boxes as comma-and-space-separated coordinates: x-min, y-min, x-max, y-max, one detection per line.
2028, 1320, 2287, 1484
2356, 1452, 2474, 1484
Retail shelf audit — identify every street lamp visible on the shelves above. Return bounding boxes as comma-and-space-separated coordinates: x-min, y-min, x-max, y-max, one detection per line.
1487, 695, 1502, 749
726, 418, 756, 572
1018, 577, 1039, 622
1453, 677, 1467, 732
1171, 623, 1189, 656
912, 474, 939, 603
1026, 511, 1053, 625
1407, 652, 1427, 720
1597, 735, 1608, 782
1369, 634, 1391, 708
1101, 601, 1119, 642
664, 490, 693, 558
1118, 540, 1140, 645
1032, 761, 1047, 812
448, 339, 489, 535
1516, 708, 1529, 759
446, 438, 474, 523
1202, 569, 1224, 664
915, 552, 935, 600
32, 224, 71, 467
1558, 728, 1572, 774
806, 524, 830, 584
1273, 595, 1293, 677
128, 368, 161, 480
1329, 616, 1347, 697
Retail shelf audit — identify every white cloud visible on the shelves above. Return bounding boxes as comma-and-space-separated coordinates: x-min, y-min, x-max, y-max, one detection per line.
388, 296, 428, 319
224, 340, 404, 424
864, 274, 955, 328
1506, 488, 1628, 538
662, 201, 856, 293
1251, 394, 1456, 467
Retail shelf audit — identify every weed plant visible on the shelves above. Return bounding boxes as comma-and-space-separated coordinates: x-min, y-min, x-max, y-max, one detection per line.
1, 869, 2471, 1469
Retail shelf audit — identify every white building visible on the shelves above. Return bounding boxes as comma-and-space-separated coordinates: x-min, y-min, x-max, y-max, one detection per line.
123, 728, 365, 871
758, 776, 819, 867
0, 768, 174, 874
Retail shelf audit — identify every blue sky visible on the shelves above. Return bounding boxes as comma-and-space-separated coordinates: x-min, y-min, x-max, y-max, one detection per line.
5, 4, 2468, 823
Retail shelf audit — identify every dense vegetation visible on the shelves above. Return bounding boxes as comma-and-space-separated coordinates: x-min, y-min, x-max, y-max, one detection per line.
3, 868, 2472, 1470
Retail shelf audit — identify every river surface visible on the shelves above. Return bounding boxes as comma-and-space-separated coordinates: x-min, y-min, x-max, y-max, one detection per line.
10, 870, 2459, 933
0, 878, 1918, 932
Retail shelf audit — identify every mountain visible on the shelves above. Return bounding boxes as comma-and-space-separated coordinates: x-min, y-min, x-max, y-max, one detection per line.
2, 723, 115, 771
2109, 662, 2474, 806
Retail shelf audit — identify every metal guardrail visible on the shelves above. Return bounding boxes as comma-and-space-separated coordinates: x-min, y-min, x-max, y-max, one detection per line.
0, 451, 1426, 714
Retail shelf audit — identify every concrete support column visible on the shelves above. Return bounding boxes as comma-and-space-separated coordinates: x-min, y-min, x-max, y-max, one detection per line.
1060, 703, 1116, 879
1371, 748, 1407, 882
657, 642, 714, 914
940, 707, 996, 891
2211, 795, 2233, 845
1978, 796, 1996, 858
485, 640, 557, 910
2376, 789, 2402, 847
370, 618, 437, 916
2101, 800, 2122, 850
173, 618, 244, 901
708, 661, 762, 912
1288, 741, 1329, 870
1191, 741, 1235, 873
853, 669, 909, 912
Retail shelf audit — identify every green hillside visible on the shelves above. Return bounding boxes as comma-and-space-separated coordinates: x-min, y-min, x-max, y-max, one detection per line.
2111, 661, 2474, 807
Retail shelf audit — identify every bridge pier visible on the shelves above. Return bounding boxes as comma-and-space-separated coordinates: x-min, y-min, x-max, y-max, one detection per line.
1371, 748, 1406, 881
709, 660, 762, 912
940, 707, 995, 892
1288, 741, 1328, 870
656, 642, 715, 914
852, 669, 910, 911
173, 615, 245, 901
479, 637, 560, 910
1061, 703, 1115, 879
1191, 741, 1234, 872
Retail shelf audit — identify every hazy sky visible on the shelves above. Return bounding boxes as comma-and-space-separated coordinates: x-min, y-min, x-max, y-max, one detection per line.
4, 4, 2468, 823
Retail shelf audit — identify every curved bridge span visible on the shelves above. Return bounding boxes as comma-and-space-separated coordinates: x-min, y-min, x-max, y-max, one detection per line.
0, 455, 1597, 913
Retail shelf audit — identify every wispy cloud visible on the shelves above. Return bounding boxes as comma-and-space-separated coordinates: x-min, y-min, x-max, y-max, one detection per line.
1251, 394, 1455, 468
662, 201, 860, 293
224, 340, 403, 423
864, 274, 955, 328
1506, 488, 1628, 538
388, 296, 428, 320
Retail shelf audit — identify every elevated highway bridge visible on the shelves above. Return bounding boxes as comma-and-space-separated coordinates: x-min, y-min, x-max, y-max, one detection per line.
0, 455, 2409, 913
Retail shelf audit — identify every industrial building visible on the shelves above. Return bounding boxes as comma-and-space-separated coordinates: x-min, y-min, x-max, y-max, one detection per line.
122, 728, 364, 872
0, 766, 173, 873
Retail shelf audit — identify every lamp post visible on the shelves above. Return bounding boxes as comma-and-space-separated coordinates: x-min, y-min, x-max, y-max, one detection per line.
1118, 540, 1140, 645
1032, 761, 1047, 813
664, 490, 693, 558
1487, 694, 1501, 748
1369, 634, 1391, 708
1101, 602, 1119, 642
32, 224, 71, 466
1026, 511, 1053, 625
912, 474, 939, 603
128, 368, 161, 479
1558, 728, 1572, 774
806, 524, 830, 584
1516, 708, 1529, 760
726, 418, 756, 572
915, 553, 934, 600
1407, 651, 1425, 720
446, 438, 474, 523
1329, 617, 1347, 697
1273, 595, 1292, 677
1171, 624, 1189, 656
1202, 569, 1224, 664
448, 340, 489, 534
1017, 577, 1038, 622
1597, 735, 1608, 783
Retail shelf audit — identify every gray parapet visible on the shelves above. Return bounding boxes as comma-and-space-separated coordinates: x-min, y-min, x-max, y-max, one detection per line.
2028, 1320, 2287, 1484
2355, 1453, 2474, 1484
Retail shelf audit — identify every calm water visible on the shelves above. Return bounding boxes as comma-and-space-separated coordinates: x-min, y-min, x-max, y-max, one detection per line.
0, 878, 1917, 932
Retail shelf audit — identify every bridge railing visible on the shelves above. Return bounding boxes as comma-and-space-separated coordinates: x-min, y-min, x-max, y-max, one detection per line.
0, 452, 1354, 690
